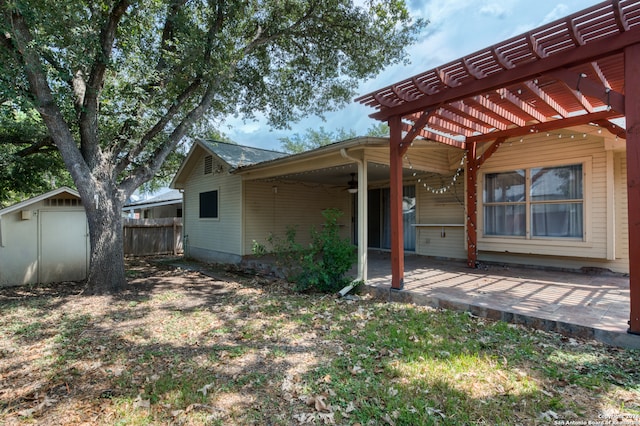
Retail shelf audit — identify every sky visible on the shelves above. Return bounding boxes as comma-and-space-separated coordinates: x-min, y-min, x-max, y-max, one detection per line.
221, 0, 604, 153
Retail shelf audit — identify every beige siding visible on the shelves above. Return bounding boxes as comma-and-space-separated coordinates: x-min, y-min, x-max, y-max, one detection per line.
476, 133, 628, 273
244, 180, 352, 254
413, 172, 466, 259
183, 154, 243, 259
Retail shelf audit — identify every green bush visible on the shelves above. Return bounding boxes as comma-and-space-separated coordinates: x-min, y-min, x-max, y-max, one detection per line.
259, 208, 356, 293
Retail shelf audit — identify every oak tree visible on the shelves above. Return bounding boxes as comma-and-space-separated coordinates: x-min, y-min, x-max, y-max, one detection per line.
0, 0, 424, 294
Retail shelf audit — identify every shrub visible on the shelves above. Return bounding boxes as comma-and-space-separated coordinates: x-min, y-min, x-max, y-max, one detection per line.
258, 208, 356, 293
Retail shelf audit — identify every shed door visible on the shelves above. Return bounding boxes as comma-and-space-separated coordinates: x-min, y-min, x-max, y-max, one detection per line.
40, 210, 88, 283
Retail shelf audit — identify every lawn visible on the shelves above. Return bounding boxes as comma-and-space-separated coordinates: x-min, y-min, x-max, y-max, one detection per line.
1, 258, 639, 425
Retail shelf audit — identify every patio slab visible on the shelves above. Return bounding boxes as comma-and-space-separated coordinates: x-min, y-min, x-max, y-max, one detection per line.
362, 251, 640, 349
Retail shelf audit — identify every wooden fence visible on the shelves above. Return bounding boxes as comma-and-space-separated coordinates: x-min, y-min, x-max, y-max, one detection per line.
123, 217, 183, 256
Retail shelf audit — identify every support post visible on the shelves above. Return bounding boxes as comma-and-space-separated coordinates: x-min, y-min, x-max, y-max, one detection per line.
389, 115, 405, 289
466, 142, 478, 268
625, 43, 640, 335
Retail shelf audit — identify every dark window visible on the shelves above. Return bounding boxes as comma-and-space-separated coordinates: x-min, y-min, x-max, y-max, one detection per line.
199, 190, 218, 218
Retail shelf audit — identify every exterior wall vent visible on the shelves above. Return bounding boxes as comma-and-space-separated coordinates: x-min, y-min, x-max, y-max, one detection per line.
44, 197, 82, 207
204, 155, 213, 175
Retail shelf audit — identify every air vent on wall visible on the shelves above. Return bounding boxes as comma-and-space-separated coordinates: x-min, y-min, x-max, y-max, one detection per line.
204, 155, 213, 174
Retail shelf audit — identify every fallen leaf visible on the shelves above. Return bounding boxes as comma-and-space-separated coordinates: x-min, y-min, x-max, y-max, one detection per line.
350, 363, 364, 375
197, 382, 215, 396
133, 394, 150, 409
18, 408, 37, 417
383, 413, 396, 425
306, 394, 330, 412
540, 410, 559, 421
426, 407, 446, 418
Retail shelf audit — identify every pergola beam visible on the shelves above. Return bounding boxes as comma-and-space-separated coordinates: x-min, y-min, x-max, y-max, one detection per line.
466, 110, 622, 144
370, 28, 640, 121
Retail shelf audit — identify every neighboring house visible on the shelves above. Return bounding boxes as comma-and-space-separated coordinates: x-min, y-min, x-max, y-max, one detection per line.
123, 189, 183, 219
171, 130, 628, 276
0, 187, 89, 286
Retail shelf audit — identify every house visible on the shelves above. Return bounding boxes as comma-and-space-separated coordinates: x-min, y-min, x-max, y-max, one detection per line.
172, 0, 640, 334
352, 0, 639, 334
123, 189, 183, 219
172, 130, 627, 278
0, 187, 89, 286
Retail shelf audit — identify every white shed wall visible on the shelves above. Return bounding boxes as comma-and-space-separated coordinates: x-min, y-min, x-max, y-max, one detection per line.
0, 201, 88, 286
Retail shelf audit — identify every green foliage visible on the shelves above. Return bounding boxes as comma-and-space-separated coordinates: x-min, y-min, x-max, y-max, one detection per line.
264, 209, 356, 293
0, 103, 73, 207
279, 126, 356, 153
279, 123, 391, 153
0, 0, 424, 292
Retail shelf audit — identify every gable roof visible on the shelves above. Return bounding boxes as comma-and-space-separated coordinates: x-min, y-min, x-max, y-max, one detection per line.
170, 140, 288, 189
199, 140, 287, 168
124, 189, 182, 209
0, 187, 81, 216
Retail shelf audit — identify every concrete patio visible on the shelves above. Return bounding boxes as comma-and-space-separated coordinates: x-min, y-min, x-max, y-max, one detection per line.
361, 251, 640, 349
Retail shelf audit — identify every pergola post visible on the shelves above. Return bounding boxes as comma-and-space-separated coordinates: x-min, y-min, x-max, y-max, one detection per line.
466, 142, 478, 268
389, 115, 405, 290
625, 43, 640, 335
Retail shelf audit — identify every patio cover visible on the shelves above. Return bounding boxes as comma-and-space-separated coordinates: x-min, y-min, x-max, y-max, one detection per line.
355, 0, 640, 334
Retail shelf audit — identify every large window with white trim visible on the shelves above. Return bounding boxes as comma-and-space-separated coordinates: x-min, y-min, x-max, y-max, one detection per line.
483, 164, 583, 239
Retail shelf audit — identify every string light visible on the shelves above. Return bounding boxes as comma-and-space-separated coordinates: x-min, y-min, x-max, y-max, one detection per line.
404, 152, 467, 196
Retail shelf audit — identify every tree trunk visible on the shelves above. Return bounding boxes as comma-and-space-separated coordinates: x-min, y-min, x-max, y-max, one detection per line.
83, 188, 127, 295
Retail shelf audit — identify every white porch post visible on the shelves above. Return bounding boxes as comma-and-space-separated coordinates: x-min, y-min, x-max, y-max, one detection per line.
357, 159, 368, 281
340, 148, 368, 281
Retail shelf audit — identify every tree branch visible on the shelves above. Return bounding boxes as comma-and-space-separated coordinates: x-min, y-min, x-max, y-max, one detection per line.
79, 0, 130, 166
113, 77, 202, 176
119, 79, 217, 196
2, 3, 89, 186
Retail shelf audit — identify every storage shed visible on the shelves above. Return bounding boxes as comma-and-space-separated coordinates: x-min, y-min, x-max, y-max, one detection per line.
0, 187, 89, 286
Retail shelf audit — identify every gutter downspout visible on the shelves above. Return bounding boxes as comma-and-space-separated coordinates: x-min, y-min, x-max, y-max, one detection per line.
340, 148, 367, 294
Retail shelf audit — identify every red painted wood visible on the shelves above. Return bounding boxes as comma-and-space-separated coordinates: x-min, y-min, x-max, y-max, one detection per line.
465, 139, 505, 268
389, 115, 405, 289
466, 110, 621, 144
625, 43, 640, 334
367, 29, 640, 121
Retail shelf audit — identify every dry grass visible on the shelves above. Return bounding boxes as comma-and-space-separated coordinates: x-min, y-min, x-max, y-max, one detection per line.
0, 257, 638, 425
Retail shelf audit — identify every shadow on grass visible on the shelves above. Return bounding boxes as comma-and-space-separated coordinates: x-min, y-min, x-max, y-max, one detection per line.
1, 258, 638, 425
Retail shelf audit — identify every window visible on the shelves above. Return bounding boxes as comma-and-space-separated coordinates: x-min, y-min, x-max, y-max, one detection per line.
483, 164, 583, 239
199, 190, 218, 218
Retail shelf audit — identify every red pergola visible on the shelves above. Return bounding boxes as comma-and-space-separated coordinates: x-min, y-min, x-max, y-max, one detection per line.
356, 0, 640, 335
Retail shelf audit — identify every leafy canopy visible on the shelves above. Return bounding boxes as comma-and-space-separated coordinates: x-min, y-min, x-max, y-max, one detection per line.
0, 0, 424, 292
0, 1, 424, 201
280, 122, 390, 153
